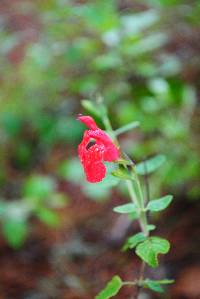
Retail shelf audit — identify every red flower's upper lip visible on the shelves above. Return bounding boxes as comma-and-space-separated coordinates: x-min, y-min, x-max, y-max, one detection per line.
77, 115, 119, 183
77, 115, 98, 130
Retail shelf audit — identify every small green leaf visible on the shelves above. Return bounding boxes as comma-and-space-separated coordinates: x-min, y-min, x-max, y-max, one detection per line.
36, 208, 60, 227
136, 237, 170, 267
147, 224, 156, 231
114, 121, 140, 136
135, 155, 166, 175
2, 220, 28, 248
144, 280, 164, 293
95, 276, 122, 299
147, 195, 173, 212
112, 167, 135, 181
123, 232, 146, 251
142, 279, 174, 293
113, 203, 137, 214
115, 158, 132, 166
23, 175, 56, 199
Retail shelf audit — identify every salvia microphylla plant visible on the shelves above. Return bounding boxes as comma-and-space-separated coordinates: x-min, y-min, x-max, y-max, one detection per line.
77, 99, 174, 299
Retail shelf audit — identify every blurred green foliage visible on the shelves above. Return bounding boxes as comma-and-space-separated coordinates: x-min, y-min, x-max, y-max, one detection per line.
0, 0, 199, 247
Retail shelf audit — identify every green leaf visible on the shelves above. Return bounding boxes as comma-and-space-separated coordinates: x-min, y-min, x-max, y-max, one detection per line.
123, 232, 146, 251
147, 195, 173, 212
36, 208, 60, 227
122, 10, 159, 35
135, 155, 166, 175
112, 167, 135, 181
143, 279, 174, 293
135, 237, 170, 267
95, 276, 122, 299
128, 211, 139, 221
144, 280, 164, 293
114, 121, 140, 136
58, 158, 84, 182
23, 175, 56, 199
113, 203, 137, 214
115, 158, 132, 166
147, 224, 156, 231
2, 220, 28, 248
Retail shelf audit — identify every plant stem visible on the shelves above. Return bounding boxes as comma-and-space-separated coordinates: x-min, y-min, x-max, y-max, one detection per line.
99, 100, 149, 298
99, 99, 149, 236
144, 160, 150, 204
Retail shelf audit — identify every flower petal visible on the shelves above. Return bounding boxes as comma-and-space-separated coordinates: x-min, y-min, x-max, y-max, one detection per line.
85, 160, 106, 183
88, 130, 119, 161
77, 115, 119, 183
78, 115, 98, 130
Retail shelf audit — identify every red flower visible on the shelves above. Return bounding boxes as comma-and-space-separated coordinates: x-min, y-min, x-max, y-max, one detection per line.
78, 115, 119, 183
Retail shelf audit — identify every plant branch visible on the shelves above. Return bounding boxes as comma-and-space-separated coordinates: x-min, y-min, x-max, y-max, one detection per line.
99, 99, 150, 298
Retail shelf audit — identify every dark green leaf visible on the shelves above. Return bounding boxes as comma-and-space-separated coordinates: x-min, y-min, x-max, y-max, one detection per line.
95, 276, 122, 299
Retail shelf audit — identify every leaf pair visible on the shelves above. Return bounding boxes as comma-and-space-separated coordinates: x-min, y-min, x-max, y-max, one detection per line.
123, 226, 155, 251
95, 275, 174, 298
113, 195, 173, 215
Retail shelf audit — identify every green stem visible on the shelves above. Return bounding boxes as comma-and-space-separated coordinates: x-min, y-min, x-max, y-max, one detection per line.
99, 100, 150, 299
97, 96, 119, 146
99, 100, 149, 237
122, 281, 137, 286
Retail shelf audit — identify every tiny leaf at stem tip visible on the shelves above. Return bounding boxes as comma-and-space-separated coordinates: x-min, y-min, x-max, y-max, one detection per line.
112, 167, 136, 181
114, 121, 140, 136
81, 100, 101, 118
114, 158, 132, 166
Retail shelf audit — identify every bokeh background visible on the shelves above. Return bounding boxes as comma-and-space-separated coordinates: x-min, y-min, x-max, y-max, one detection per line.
0, 0, 200, 298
